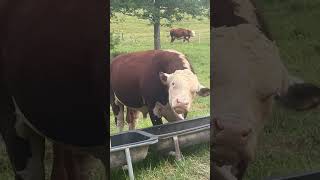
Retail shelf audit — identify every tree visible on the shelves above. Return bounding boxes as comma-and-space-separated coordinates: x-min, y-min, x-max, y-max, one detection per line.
111, 0, 210, 50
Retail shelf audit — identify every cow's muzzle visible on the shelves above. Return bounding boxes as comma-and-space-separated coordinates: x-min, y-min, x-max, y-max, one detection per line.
173, 98, 190, 114
213, 118, 252, 144
212, 117, 253, 166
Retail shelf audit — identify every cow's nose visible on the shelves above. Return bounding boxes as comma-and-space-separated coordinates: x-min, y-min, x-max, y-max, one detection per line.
213, 118, 252, 144
176, 98, 189, 106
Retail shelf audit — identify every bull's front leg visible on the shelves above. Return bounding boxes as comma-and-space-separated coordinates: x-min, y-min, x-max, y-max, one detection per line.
126, 108, 139, 130
171, 37, 175, 43
0, 98, 45, 180
148, 106, 163, 126
114, 100, 125, 132
234, 160, 249, 180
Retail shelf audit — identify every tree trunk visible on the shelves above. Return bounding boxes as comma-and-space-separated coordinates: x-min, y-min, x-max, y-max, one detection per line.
154, 22, 161, 50
153, 0, 161, 50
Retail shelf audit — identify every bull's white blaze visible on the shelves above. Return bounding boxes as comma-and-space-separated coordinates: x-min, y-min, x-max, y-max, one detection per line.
163, 69, 201, 111
13, 98, 45, 180
162, 49, 192, 70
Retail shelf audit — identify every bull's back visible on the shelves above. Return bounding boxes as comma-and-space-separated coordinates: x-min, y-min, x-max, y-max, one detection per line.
111, 51, 156, 107
170, 28, 188, 37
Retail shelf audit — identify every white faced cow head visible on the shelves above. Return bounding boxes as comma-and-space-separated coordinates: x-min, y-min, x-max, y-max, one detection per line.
159, 69, 210, 116
191, 30, 196, 37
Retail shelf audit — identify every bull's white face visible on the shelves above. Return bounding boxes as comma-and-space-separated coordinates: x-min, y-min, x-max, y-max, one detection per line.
191, 30, 196, 37
159, 69, 210, 116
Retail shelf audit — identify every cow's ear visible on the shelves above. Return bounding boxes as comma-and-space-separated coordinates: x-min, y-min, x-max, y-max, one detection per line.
159, 72, 170, 85
276, 83, 320, 111
197, 84, 210, 97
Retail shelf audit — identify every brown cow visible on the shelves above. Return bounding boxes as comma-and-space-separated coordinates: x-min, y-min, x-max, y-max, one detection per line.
169, 28, 196, 43
212, 0, 320, 180
110, 49, 210, 131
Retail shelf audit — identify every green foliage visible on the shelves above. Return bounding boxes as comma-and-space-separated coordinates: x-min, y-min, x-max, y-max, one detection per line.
245, 0, 320, 179
110, 0, 209, 26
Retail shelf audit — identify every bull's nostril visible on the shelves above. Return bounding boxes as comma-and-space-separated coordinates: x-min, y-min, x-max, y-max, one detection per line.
176, 98, 189, 106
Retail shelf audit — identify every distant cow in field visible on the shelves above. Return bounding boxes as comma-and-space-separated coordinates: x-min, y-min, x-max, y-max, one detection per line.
110, 49, 210, 132
211, 0, 320, 180
169, 28, 196, 43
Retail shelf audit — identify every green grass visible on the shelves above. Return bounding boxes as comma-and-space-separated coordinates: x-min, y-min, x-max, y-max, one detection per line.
110, 13, 210, 179
245, 0, 320, 179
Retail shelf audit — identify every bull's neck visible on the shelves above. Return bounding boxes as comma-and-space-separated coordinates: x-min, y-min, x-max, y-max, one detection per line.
154, 56, 190, 74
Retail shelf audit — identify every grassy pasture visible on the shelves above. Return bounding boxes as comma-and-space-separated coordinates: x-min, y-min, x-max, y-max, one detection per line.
245, 0, 320, 179
110, 13, 210, 179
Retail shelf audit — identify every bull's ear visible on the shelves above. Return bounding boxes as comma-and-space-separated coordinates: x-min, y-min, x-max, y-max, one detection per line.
197, 84, 210, 97
159, 72, 170, 85
276, 83, 320, 111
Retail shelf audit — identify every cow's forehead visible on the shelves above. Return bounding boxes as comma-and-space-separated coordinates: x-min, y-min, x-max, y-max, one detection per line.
170, 69, 198, 82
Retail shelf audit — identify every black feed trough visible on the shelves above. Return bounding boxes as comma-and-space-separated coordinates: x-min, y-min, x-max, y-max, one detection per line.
141, 116, 210, 159
110, 130, 157, 169
110, 116, 210, 180
266, 171, 320, 180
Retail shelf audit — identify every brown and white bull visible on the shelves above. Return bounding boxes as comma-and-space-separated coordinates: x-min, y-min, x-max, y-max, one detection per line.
110, 49, 210, 131
0, 0, 107, 179
169, 28, 196, 43
212, 0, 320, 180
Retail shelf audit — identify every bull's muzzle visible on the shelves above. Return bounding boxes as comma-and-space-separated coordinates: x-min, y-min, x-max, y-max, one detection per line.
214, 118, 252, 144
173, 98, 190, 114
212, 117, 253, 166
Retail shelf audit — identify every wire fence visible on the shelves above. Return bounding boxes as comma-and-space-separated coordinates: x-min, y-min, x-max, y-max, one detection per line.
112, 31, 210, 45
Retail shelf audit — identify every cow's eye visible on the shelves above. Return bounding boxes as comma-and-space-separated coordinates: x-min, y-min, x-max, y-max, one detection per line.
171, 82, 175, 86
